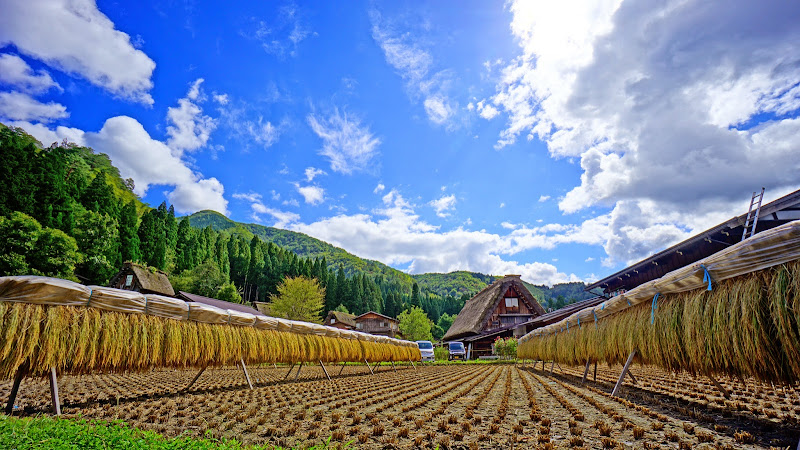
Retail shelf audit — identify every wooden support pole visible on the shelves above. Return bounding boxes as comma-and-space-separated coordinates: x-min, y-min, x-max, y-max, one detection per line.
338, 362, 346, 376
581, 359, 591, 385
707, 374, 731, 399
549, 360, 555, 375
319, 361, 331, 381
273, 363, 277, 369
184, 366, 207, 391
593, 361, 597, 382
294, 361, 304, 381
283, 363, 296, 380
240, 359, 253, 389
612, 350, 637, 397
391, 361, 396, 372
49, 367, 61, 415
364, 359, 374, 376
410, 361, 417, 371
627, 369, 639, 385
372, 361, 381, 373
5, 363, 27, 415
556, 362, 564, 373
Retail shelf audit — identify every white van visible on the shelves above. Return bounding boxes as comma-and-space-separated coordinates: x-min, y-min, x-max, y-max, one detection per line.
416, 340, 435, 362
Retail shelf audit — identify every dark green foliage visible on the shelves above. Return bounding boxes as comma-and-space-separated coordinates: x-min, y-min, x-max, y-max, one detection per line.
0, 212, 80, 280
119, 201, 141, 263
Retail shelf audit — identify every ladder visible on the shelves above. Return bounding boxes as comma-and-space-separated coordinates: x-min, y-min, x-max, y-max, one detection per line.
742, 187, 765, 241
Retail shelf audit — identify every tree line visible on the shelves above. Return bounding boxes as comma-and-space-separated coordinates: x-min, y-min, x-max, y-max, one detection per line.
0, 124, 471, 331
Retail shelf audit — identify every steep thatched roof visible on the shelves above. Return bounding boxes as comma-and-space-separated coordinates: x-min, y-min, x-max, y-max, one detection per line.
442, 275, 545, 341
326, 311, 356, 327
109, 262, 175, 296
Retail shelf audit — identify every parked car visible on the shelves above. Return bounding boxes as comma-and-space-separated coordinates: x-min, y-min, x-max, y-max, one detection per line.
448, 341, 466, 360
416, 340, 435, 362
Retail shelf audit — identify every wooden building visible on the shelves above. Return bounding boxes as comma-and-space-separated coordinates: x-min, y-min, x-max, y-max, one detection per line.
323, 311, 356, 330
178, 291, 264, 316
354, 311, 399, 337
442, 274, 545, 358
108, 262, 175, 297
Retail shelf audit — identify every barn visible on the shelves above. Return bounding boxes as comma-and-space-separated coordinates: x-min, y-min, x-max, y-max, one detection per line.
442, 274, 545, 358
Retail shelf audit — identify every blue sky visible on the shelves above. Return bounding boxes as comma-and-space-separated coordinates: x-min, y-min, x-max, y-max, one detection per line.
1, 0, 799, 285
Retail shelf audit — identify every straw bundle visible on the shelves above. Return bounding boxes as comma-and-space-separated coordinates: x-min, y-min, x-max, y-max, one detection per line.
518, 260, 800, 384
0, 302, 420, 379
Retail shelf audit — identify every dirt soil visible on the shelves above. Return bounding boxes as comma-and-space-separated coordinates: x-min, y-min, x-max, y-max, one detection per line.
2, 362, 798, 448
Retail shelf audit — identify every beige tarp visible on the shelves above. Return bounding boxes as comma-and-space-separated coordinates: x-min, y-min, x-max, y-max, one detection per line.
254, 315, 280, 330
87, 286, 146, 314
0, 276, 90, 306
522, 219, 800, 343
143, 294, 188, 321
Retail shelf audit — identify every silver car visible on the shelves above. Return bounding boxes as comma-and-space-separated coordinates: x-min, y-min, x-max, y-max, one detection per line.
416, 340, 435, 361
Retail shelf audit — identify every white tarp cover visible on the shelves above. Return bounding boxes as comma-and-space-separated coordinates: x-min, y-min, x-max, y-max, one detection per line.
254, 315, 280, 330
0, 276, 90, 306
87, 286, 146, 314
143, 294, 189, 321
521, 219, 800, 343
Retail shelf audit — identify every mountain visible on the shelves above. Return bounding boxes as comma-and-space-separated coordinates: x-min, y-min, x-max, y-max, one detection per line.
186, 210, 594, 307
186, 210, 415, 288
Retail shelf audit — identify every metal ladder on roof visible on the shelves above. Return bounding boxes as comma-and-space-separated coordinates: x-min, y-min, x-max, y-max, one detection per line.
741, 187, 765, 241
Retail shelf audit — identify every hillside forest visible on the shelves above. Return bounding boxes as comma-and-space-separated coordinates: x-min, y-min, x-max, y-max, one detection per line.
0, 123, 593, 338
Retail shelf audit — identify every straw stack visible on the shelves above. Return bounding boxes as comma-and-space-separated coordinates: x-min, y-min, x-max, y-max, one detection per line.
518, 260, 800, 384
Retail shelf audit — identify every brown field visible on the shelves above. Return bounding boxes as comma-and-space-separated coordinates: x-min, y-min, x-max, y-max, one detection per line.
2, 362, 799, 449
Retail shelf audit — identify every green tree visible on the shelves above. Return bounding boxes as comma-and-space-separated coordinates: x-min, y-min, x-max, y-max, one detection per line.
29, 227, 81, 280
410, 282, 421, 308
267, 276, 325, 323
333, 304, 349, 314
398, 306, 434, 341
437, 313, 456, 336
215, 281, 242, 303
119, 200, 141, 263
72, 207, 120, 284
0, 211, 41, 275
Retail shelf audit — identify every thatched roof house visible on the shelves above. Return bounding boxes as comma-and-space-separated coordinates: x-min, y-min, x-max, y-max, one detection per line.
443, 274, 545, 358
109, 262, 175, 297
323, 311, 356, 330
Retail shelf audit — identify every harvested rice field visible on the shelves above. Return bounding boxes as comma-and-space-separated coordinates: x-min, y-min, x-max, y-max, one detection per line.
3, 363, 799, 449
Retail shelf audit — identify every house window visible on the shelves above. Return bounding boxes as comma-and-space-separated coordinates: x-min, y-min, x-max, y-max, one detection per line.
124, 275, 134, 287
505, 297, 518, 308
330, 318, 336, 324
356, 323, 362, 330
380, 321, 386, 327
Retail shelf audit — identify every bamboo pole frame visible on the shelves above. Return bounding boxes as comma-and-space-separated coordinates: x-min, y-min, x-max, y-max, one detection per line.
612, 350, 637, 397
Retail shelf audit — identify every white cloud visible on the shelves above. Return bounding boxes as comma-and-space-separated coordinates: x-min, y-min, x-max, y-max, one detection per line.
5, 120, 84, 147
252, 203, 300, 228
283, 198, 299, 207
166, 79, 216, 155
485, 0, 800, 265
499, 202, 505, 208
270, 190, 281, 201
307, 108, 381, 174
219, 102, 281, 149
0, 53, 60, 93
304, 166, 326, 182
538, 195, 551, 203
294, 183, 325, 205
233, 192, 262, 203
0, 91, 68, 123
83, 116, 228, 215
369, 9, 458, 126
250, 1, 313, 58
213, 93, 229, 105
501, 222, 517, 230
429, 194, 456, 218
289, 189, 585, 285
585, 257, 595, 262
476, 100, 499, 120
373, 183, 386, 194
0, 0, 156, 104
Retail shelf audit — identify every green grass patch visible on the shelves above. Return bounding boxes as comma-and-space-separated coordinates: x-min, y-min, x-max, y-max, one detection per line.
0, 415, 351, 449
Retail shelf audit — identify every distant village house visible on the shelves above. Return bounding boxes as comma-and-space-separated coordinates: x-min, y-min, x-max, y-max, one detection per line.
354, 311, 399, 338
323, 311, 356, 330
